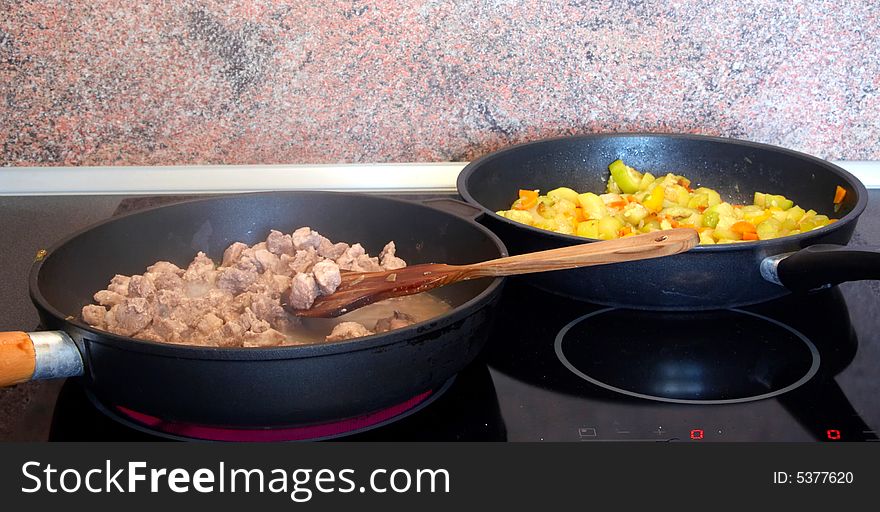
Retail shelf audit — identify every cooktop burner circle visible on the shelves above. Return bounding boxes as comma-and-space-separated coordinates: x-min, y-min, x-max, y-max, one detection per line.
86, 377, 455, 442
554, 308, 820, 404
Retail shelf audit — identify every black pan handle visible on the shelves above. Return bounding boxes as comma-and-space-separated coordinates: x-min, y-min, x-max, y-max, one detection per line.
421, 197, 485, 221
766, 244, 880, 292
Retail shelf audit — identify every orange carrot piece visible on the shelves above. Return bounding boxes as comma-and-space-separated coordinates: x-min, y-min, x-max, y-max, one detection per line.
731, 221, 757, 234
742, 232, 760, 241
833, 185, 846, 204
515, 189, 539, 210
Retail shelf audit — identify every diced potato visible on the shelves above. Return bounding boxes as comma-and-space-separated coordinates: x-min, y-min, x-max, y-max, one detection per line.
622, 203, 649, 224
554, 198, 578, 216
577, 192, 605, 219
576, 220, 600, 239
497, 210, 534, 226
672, 185, 690, 206
600, 193, 623, 205
687, 193, 709, 210
536, 197, 556, 218
598, 217, 623, 240
693, 187, 722, 207
547, 187, 579, 203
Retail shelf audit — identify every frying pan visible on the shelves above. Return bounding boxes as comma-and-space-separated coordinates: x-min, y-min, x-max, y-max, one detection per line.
458, 133, 879, 309
0, 192, 507, 427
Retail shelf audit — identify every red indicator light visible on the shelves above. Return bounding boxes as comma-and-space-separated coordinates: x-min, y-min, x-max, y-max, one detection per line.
826, 429, 841, 440
690, 429, 704, 440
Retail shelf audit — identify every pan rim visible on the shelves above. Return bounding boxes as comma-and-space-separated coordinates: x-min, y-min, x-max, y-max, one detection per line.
457, 132, 869, 253
28, 190, 508, 361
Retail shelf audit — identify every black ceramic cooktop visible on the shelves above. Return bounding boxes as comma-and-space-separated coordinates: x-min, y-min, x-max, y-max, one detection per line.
9, 193, 880, 442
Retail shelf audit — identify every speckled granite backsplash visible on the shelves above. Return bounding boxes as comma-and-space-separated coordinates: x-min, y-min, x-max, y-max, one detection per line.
1, 0, 878, 166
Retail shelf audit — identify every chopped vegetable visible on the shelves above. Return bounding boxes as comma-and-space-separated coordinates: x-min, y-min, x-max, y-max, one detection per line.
833, 185, 846, 213
609, 159, 643, 194
496, 160, 838, 244
514, 189, 539, 210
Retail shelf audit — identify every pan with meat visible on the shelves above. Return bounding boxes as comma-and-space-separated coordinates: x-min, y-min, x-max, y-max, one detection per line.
0, 192, 507, 427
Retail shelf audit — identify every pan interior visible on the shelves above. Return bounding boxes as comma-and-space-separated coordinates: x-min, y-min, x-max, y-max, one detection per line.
463, 135, 860, 221
35, 192, 504, 332
554, 308, 820, 404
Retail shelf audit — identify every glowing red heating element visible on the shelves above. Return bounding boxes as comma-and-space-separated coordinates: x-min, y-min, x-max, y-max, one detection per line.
690, 429, 704, 440
116, 389, 434, 442
826, 429, 841, 440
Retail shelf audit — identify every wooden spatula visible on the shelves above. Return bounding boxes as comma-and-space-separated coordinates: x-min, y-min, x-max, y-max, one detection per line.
285, 228, 699, 318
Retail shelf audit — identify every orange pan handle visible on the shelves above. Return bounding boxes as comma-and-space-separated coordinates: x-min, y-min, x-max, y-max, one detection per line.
0, 331, 83, 387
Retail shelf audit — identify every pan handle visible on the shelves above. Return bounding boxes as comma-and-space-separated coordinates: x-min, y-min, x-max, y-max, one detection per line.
0, 331, 83, 387
762, 244, 880, 292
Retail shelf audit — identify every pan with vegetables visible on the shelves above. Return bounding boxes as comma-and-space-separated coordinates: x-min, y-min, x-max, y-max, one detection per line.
458, 133, 879, 310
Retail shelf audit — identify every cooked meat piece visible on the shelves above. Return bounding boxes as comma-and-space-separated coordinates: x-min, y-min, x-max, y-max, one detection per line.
147, 271, 184, 291
275, 254, 296, 277
243, 328, 286, 347
209, 320, 246, 347
127, 274, 156, 298
239, 307, 271, 333
221, 242, 248, 267
248, 294, 286, 325
106, 298, 152, 337
252, 242, 268, 252
336, 243, 366, 271
379, 241, 407, 270
292, 227, 324, 251
234, 249, 261, 272
217, 266, 259, 295
273, 313, 302, 334
355, 254, 383, 272
169, 296, 215, 328
318, 239, 350, 260
373, 311, 417, 333
326, 322, 374, 342
134, 328, 166, 343
266, 230, 295, 256
287, 273, 320, 310
204, 288, 235, 309
183, 252, 217, 287
107, 274, 131, 296
152, 317, 189, 342
312, 260, 342, 295
94, 289, 126, 307
254, 249, 282, 274
81, 304, 108, 329
153, 288, 184, 319
196, 312, 225, 335
286, 247, 320, 274
147, 261, 184, 276
268, 274, 292, 296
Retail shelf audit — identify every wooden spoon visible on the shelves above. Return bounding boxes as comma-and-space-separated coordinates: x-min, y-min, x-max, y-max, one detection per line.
285, 228, 699, 318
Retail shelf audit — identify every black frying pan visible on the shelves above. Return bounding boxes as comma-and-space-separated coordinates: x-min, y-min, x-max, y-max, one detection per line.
458, 133, 879, 310
0, 192, 506, 427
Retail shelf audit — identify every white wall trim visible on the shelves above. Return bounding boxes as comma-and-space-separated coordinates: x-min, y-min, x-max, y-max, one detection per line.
1, 161, 879, 195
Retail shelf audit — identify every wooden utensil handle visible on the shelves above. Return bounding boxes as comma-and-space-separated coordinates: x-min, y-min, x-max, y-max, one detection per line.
0, 331, 36, 387
462, 228, 699, 278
